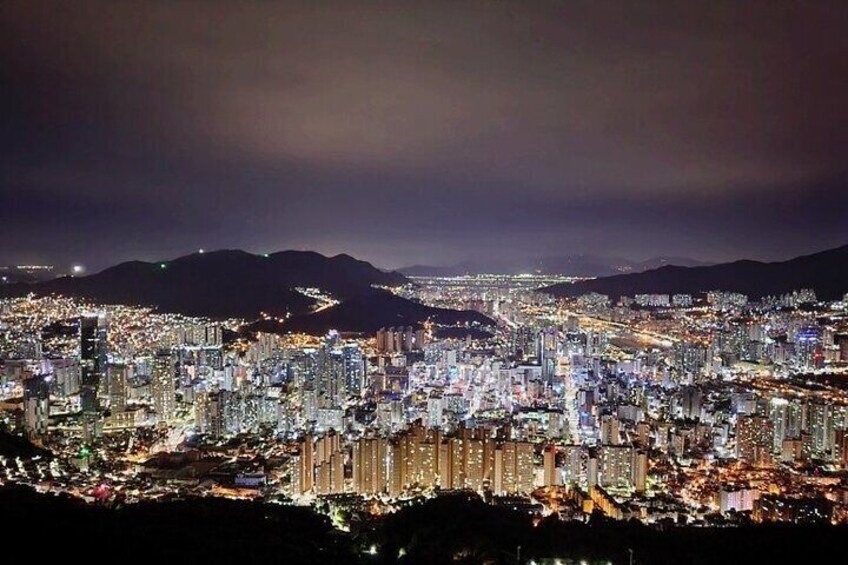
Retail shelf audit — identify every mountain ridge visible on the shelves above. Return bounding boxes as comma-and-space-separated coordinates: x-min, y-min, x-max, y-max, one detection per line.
0, 249, 493, 334
541, 244, 848, 301
0, 249, 408, 319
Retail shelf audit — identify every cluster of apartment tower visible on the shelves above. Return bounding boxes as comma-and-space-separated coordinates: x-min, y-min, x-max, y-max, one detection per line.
293, 422, 535, 497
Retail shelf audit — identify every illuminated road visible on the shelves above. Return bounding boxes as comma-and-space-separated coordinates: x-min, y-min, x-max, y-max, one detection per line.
564, 310, 678, 348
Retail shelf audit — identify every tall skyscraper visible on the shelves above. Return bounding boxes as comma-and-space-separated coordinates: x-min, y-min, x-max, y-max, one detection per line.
389, 437, 410, 497
537, 327, 558, 384
806, 401, 834, 457
353, 437, 388, 494
493, 441, 535, 495
316, 345, 344, 409
633, 450, 648, 493
80, 314, 107, 441
298, 433, 315, 495
375, 326, 426, 353
23, 374, 50, 441
312, 431, 344, 495
599, 445, 634, 488
679, 386, 703, 420
600, 415, 621, 445
736, 415, 775, 465
543, 444, 557, 487
152, 350, 176, 423
561, 444, 584, 485
107, 363, 129, 412
342, 344, 364, 397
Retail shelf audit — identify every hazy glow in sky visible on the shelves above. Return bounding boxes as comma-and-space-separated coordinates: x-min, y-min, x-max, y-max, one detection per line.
2, 1, 848, 269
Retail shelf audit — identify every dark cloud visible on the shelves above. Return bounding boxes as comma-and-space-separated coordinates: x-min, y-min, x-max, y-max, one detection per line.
2, 1, 847, 270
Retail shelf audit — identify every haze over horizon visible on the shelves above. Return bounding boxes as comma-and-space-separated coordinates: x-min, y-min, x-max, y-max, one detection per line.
8, 244, 848, 278
3, 1, 848, 270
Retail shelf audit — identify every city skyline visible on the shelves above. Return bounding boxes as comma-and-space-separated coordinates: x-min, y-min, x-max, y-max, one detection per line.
3, 3, 848, 561
3, 1, 848, 269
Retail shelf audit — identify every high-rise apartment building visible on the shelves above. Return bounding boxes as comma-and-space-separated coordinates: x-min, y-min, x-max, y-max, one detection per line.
23, 374, 50, 441
736, 415, 775, 465
152, 350, 176, 423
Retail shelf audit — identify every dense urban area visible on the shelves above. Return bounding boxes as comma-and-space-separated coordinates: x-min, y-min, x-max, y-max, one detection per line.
3, 269, 848, 546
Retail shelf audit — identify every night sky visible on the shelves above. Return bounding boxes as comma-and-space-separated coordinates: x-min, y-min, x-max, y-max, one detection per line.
3, 1, 848, 271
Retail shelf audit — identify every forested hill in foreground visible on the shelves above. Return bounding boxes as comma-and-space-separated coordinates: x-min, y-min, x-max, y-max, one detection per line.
0, 487, 842, 565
